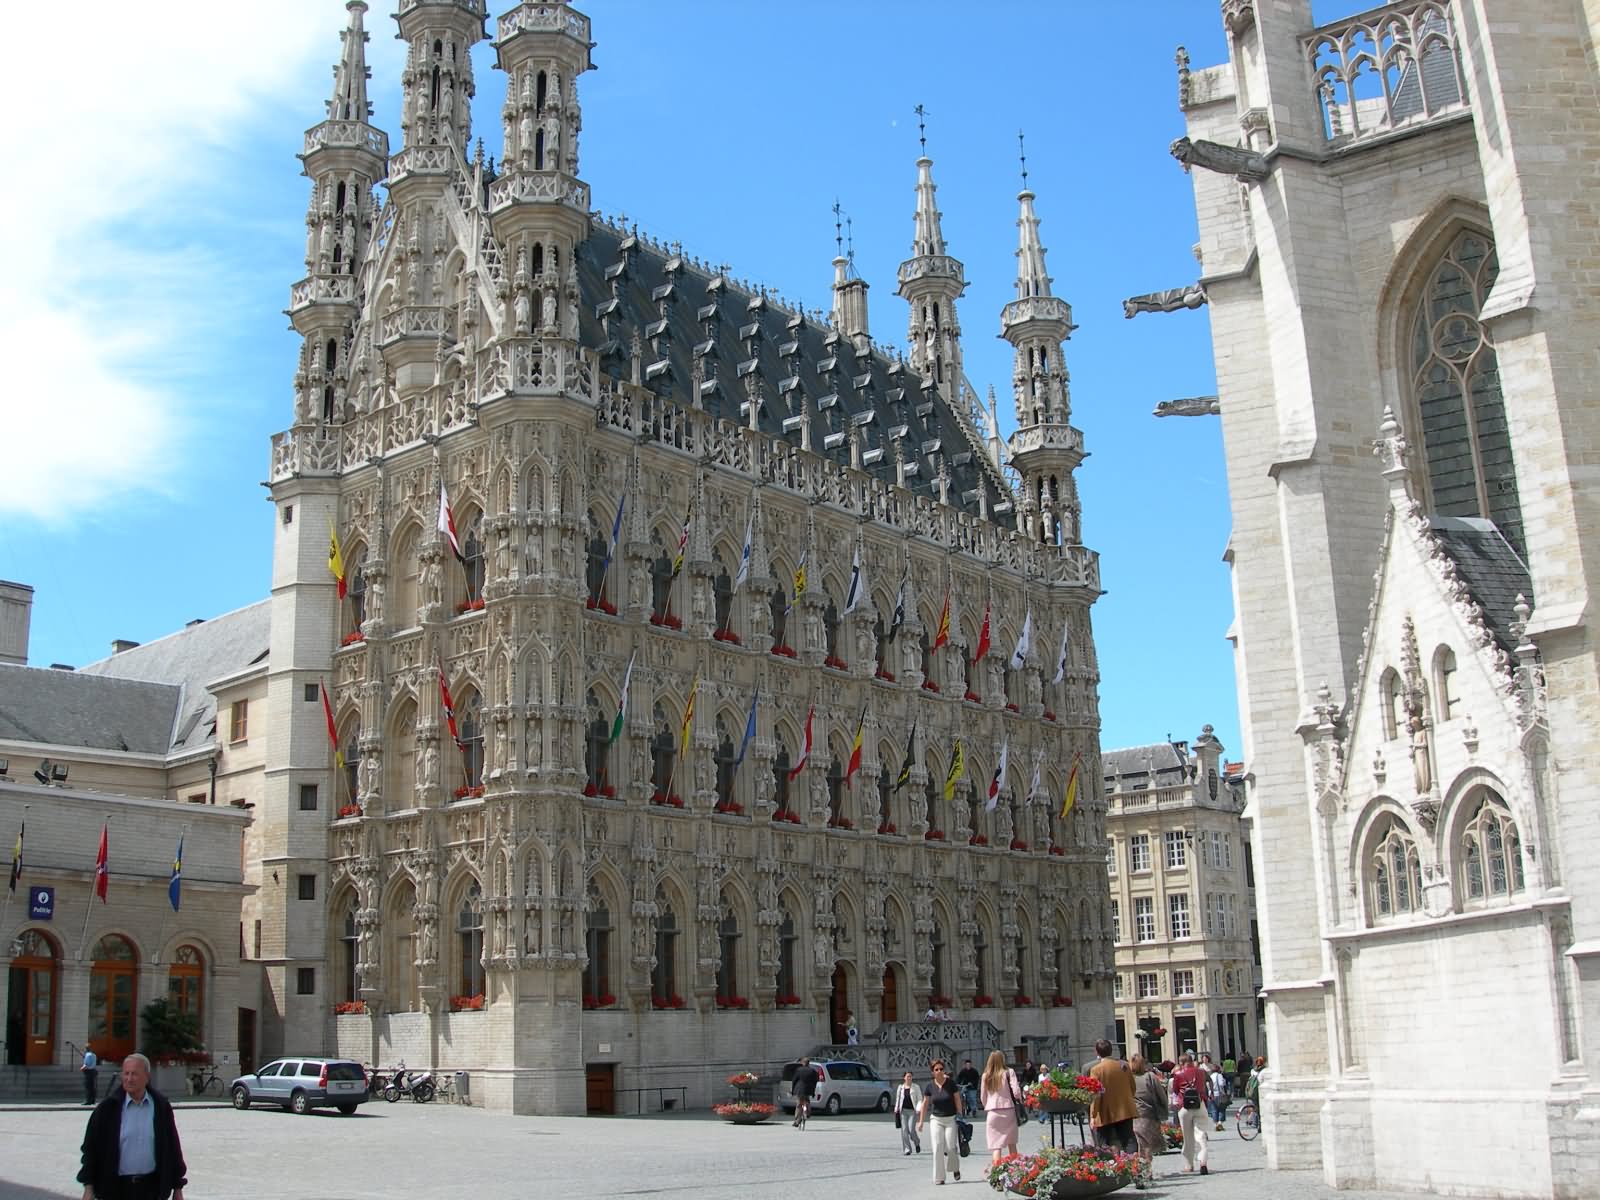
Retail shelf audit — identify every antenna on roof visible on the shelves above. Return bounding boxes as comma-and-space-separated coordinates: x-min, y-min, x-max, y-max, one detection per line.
915, 103, 929, 155
1018, 129, 1028, 188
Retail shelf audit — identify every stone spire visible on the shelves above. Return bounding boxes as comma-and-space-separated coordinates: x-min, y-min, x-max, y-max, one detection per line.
1000, 150, 1083, 546
910, 156, 947, 259
896, 124, 966, 403
328, 0, 374, 123
394, 0, 485, 153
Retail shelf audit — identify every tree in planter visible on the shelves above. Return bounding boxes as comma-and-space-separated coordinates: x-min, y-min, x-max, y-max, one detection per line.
140, 998, 204, 1064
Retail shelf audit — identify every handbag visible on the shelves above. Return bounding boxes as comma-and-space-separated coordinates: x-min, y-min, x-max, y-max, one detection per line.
1009, 1071, 1028, 1126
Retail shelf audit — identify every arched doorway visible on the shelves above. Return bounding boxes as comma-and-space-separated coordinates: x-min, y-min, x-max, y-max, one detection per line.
167, 945, 204, 1045
829, 962, 851, 1045
5, 930, 57, 1065
881, 964, 899, 1024
89, 935, 138, 1061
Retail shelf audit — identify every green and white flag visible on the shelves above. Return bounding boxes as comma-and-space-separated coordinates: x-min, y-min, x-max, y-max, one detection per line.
608, 651, 636, 745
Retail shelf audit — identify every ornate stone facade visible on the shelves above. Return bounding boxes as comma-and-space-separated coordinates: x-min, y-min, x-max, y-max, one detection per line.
259, 0, 1112, 1114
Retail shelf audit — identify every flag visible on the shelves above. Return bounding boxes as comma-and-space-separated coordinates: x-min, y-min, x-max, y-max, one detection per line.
887, 574, 907, 643
986, 738, 1010, 812
438, 482, 464, 563
734, 507, 754, 592
893, 724, 916, 791
844, 708, 866, 787
734, 689, 758, 767
1027, 755, 1042, 807
608, 652, 635, 746
93, 823, 108, 903
932, 588, 951, 649
788, 704, 815, 782
328, 523, 347, 600
681, 674, 699, 756
439, 663, 463, 749
601, 495, 625, 575
972, 600, 992, 664
7, 821, 20, 893
168, 834, 183, 912
320, 681, 344, 773
1061, 753, 1083, 818
1010, 609, 1034, 671
943, 740, 965, 802
1052, 618, 1070, 685
671, 504, 692, 577
842, 544, 866, 616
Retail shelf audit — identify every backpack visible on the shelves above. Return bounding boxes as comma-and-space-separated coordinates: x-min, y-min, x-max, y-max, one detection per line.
1181, 1074, 1202, 1110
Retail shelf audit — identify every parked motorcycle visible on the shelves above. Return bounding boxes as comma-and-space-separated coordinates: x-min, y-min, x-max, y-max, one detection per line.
383, 1061, 436, 1103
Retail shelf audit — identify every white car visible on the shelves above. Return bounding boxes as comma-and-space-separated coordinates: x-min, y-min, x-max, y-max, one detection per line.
778, 1060, 893, 1114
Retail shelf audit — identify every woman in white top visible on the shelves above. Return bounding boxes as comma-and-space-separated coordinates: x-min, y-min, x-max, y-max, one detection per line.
893, 1071, 924, 1155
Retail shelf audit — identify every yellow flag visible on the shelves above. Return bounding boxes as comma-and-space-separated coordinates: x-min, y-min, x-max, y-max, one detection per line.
1060, 753, 1082, 818
793, 555, 807, 601
943, 740, 965, 802
681, 675, 699, 755
328, 524, 347, 599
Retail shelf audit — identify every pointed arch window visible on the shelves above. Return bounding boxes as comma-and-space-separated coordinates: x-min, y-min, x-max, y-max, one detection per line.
930, 917, 947, 1001
1461, 790, 1524, 902
920, 625, 933, 685
651, 703, 676, 801
583, 689, 610, 795
826, 753, 845, 827
1433, 647, 1459, 724
713, 553, 734, 635
1013, 924, 1030, 1001
460, 511, 485, 606
457, 689, 483, 790
346, 544, 368, 635
715, 895, 742, 1003
456, 882, 484, 999
1380, 668, 1405, 742
924, 760, 941, 838
649, 536, 675, 623
973, 923, 989, 997
585, 513, 610, 609
583, 883, 613, 1005
339, 717, 361, 805
876, 764, 893, 834
338, 906, 358, 1003
776, 907, 798, 1003
772, 747, 792, 820
873, 609, 888, 677
394, 528, 421, 629
1369, 819, 1425, 922
770, 583, 790, 652
714, 716, 738, 813
823, 595, 842, 666
652, 887, 678, 1004
1409, 229, 1523, 555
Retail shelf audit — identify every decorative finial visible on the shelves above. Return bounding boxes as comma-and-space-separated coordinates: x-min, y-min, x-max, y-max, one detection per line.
833, 198, 844, 258
914, 103, 929, 156
1018, 130, 1028, 188
846, 217, 855, 265
1176, 46, 1192, 108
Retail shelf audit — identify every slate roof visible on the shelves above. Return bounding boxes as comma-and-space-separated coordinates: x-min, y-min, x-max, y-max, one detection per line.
1427, 516, 1532, 652
78, 600, 271, 755
1102, 741, 1187, 785
573, 221, 1012, 524
0, 664, 179, 755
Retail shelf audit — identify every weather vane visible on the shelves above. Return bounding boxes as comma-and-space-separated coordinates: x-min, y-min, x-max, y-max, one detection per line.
1019, 129, 1028, 188
915, 103, 929, 155
833, 198, 844, 258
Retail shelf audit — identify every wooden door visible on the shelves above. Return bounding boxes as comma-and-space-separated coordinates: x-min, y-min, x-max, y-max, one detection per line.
585, 1063, 615, 1114
88, 936, 138, 1061
830, 963, 848, 1044
237, 1007, 257, 1075
9, 931, 57, 1066
881, 966, 898, 1024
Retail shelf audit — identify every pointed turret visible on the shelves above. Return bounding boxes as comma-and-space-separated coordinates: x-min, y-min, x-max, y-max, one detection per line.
831, 255, 871, 353
896, 152, 966, 402
1001, 172, 1084, 547
288, 0, 390, 426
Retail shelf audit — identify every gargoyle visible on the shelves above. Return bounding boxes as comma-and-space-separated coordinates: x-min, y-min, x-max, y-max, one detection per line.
1170, 136, 1269, 181
1123, 282, 1208, 318
1152, 396, 1221, 418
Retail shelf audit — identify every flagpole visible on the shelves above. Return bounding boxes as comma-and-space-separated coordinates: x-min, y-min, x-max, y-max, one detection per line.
78, 818, 104, 958
1, 805, 26, 935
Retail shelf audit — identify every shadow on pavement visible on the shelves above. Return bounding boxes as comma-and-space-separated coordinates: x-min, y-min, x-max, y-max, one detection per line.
0, 1181, 76, 1200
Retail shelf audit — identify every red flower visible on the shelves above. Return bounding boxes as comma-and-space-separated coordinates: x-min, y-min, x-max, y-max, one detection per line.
713, 628, 742, 645
824, 655, 848, 671
876, 822, 897, 835
875, 668, 896, 682
921, 679, 941, 693
1005, 702, 1020, 713
964, 690, 982, 703
925, 829, 946, 841
1043, 710, 1056, 722
1049, 845, 1065, 856
969, 834, 989, 846
1009, 839, 1029, 851
339, 631, 366, 647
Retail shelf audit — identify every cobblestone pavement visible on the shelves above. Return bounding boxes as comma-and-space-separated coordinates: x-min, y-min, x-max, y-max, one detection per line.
0, 1104, 1432, 1200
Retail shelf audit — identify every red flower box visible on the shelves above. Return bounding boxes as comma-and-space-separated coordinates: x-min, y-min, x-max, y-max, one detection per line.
969, 834, 989, 846
650, 612, 684, 629
1013, 994, 1034, 1007
454, 598, 486, 614
772, 809, 801, 824
337, 804, 363, 819
1043, 710, 1057, 722
973, 994, 995, 1007
651, 993, 687, 1010
824, 655, 848, 671
715, 995, 751, 1010
964, 690, 982, 703
776, 992, 803, 1007
925, 829, 946, 841
585, 596, 619, 615
770, 644, 797, 658
713, 628, 742, 645
1005, 702, 1020, 713
876, 822, 897, 835
921, 679, 940, 693
668, 794, 684, 808
1052, 996, 1073, 1008
875, 668, 896, 682
714, 801, 745, 816
339, 631, 366, 647
1010, 839, 1029, 851
584, 782, 599, 797
1049, 845, 1065, 856
827, 816, 855, 830
333, 1000, 366, 1015
449, 993, 485, 1012
601, 784, 617, 798
452, 784, 485, 800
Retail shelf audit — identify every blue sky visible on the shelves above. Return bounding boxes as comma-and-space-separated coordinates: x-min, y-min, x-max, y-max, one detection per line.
0, 0, 1280, 759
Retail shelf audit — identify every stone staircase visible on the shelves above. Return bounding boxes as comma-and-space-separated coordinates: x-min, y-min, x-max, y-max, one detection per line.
0, 1064, 97, 1104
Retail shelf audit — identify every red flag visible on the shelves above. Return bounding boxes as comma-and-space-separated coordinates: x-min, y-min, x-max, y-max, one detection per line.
438, 482, 464, 564
320, 681, 345, 772
439, 663, 463, 749
844, 709, 865, 788
788, 705, 814, 783
932, 589, 951, 650
972, 600, 992, 664
93, 823, 108, 903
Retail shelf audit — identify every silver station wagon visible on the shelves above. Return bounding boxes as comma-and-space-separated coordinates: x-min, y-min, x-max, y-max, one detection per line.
231, 1057, 370, 1115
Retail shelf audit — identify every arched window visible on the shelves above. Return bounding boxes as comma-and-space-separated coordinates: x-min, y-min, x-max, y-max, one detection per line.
823, 595, 842, 666
1433, 647, 1459, 724
456, 882, 484, 999
825, 752, 844, 827
776, 908, 798, 1003
651, 703, 676, 801
715, 894, 741, 1003
873, 609, 888, 677
89, 935, 138, 1059
584, 690, 610, 794
460, 511, 485, 607
166, 945, 204, 1029
649, 537, 674, 622
1369, 818, 1425, 922
1014, 921, 1030, 1002
876, 764, 893, 834
925, 756, 941, 837
388, 880, 419, 1010
583, 883, 613, 1004
930, 917, 947, 1001
772, 747, 792, 819
1408, 229, 1523, 554
385, 699, 418, 810
714, 716, 738, 813
1381, 668, 1404, 741
339, 907, 358, 1003
961, 636, 977, 700
346, 544, 367, 635
1460, 791, 1524, 902
585, 513, 609, 608
339, 716, 361, 805
457, 689, 484, 790
769, 583, 789, 651
713, 553, 733, 635
973, 922, 989, 997
651, 887, 678, 1004
393, 527, 421, 629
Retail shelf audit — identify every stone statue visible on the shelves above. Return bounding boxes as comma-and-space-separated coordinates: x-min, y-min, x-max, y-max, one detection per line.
1122, 282, 1208, 318
515, 291, 531, 334
439, 79, 454, 120
1169, 136, 1269, 180
1409, 715, 1432, 794
542, 290, 557, 331
358, 753, 379, 801
519, 111, 535, 164
545, 121, 561, 171
414, 743, 429, 796
422, 557, 442, 610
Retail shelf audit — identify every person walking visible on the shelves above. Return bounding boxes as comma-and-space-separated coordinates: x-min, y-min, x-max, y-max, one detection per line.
916, 1059, 964, 1185
978, 1049, 1023, 1164
1208, 1058, 1230, 1131
77, 1053, 187, 1200
80, 1047, 99, 1106
893, 1071, 923, 1155
1088, 1039, 1138, 1154
791, 1057, 820, 1128
955, 1057, 981, 1117
1169, 1052, 1210, 1176
1130, 1054, 1168, 1191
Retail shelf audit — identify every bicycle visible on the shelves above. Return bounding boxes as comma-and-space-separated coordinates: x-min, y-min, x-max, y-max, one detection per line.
1235, 1100, 1260, 1140
189, 1064, 225, 1097
435, 1073, 456, 1104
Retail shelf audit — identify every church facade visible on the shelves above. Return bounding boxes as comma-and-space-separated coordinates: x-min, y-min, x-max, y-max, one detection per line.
1147, 2, 1600, 1195
263, 0, 1112, 1114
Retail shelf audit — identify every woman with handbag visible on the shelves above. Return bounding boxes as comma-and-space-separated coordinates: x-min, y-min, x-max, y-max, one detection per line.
978, 1050, 1023, 1164
893, 1071, 924, 1155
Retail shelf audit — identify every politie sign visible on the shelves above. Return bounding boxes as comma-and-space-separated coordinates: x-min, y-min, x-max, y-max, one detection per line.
28, 886, 54, 920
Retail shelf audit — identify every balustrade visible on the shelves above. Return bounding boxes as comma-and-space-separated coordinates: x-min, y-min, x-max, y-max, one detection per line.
1306, 1, 1467, 145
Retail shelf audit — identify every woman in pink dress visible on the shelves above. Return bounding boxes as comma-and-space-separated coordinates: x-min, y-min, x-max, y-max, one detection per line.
979, 1049, 1023, 1163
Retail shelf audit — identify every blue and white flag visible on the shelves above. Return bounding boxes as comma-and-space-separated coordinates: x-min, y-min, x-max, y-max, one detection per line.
1052, 618, 1070, 685
733, 690, 758, 767
734, 507, 753, 592
842, 543, 867, 616
168, 834, 183, 912
602, 495, 625, 574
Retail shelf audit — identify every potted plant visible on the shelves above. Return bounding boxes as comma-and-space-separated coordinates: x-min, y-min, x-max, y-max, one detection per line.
1025, 1068, 1104, 1116
986, 1145, 1140, 1198
1160, 1121, 1183, 1152
713, 1100, 776, 1125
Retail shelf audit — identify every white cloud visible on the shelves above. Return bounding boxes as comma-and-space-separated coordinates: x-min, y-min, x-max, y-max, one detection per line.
0, 0, 369, 523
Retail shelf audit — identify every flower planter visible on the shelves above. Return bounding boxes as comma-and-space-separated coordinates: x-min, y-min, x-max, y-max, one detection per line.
721, 1109, 773, 1125
1044, 1179, 1129, 1199
1038, 1097, 1089, 1116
